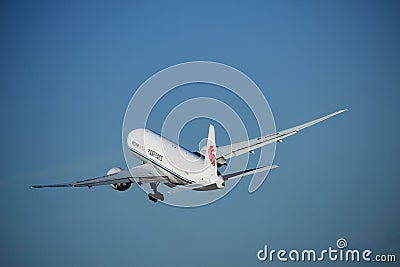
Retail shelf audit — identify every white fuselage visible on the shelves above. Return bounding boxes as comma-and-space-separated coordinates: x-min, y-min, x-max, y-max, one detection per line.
127, 128, 222, 186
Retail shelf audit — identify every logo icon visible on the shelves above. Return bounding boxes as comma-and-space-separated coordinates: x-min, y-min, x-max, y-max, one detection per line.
208, 145, 216, 166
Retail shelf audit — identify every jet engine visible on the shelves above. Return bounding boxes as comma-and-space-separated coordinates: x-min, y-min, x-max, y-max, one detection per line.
107, 167, 132, 191
110, 182, 131, 191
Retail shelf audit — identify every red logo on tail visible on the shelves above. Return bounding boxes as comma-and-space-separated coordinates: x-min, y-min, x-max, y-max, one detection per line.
208, 145, 216, 166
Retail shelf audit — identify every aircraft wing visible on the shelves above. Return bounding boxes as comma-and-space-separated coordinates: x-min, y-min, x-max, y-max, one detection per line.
205, 109, 347, 165
32, 163, 169, 188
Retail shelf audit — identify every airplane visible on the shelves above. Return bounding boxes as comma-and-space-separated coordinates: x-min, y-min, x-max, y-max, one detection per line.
32, 109, 347, 203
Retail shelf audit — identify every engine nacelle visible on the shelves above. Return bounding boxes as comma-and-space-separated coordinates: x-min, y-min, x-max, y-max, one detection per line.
107, 167, 123, 175
110, 182, 131, 191
107, 167, 132, 191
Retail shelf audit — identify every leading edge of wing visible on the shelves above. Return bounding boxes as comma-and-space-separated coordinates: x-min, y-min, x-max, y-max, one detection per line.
32, 183, 74, 188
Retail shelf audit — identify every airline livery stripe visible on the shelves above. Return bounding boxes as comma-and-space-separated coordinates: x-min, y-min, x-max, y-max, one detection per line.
128, 146, 194, 184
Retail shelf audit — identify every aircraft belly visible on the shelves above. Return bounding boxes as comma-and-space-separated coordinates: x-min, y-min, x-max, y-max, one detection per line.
165, 173, 183, 184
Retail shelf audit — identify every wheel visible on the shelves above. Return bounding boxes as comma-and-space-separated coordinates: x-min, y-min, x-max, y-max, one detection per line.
148, 194, 158, 203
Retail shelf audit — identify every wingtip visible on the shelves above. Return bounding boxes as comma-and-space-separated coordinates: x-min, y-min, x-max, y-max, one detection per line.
331, 109, 348, 116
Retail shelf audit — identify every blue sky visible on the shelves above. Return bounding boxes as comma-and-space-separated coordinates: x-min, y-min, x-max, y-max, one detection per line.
1, 0, 399, 266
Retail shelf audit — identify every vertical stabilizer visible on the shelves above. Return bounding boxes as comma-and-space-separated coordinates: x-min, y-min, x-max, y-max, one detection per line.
205, 124, 218, 176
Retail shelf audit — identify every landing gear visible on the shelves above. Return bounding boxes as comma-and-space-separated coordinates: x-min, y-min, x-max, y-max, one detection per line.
148, 182, 164, 203
148, 194, 158, 203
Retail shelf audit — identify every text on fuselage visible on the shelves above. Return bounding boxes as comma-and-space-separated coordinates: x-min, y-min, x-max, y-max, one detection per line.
148, 149, 163, 161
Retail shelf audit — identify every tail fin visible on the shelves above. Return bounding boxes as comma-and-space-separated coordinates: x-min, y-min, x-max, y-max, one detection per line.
205, 124, 218, 175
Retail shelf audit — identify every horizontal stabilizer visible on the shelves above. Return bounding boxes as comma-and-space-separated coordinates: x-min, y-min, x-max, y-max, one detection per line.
168, 165, 278, 194
222, 165, 278, 181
